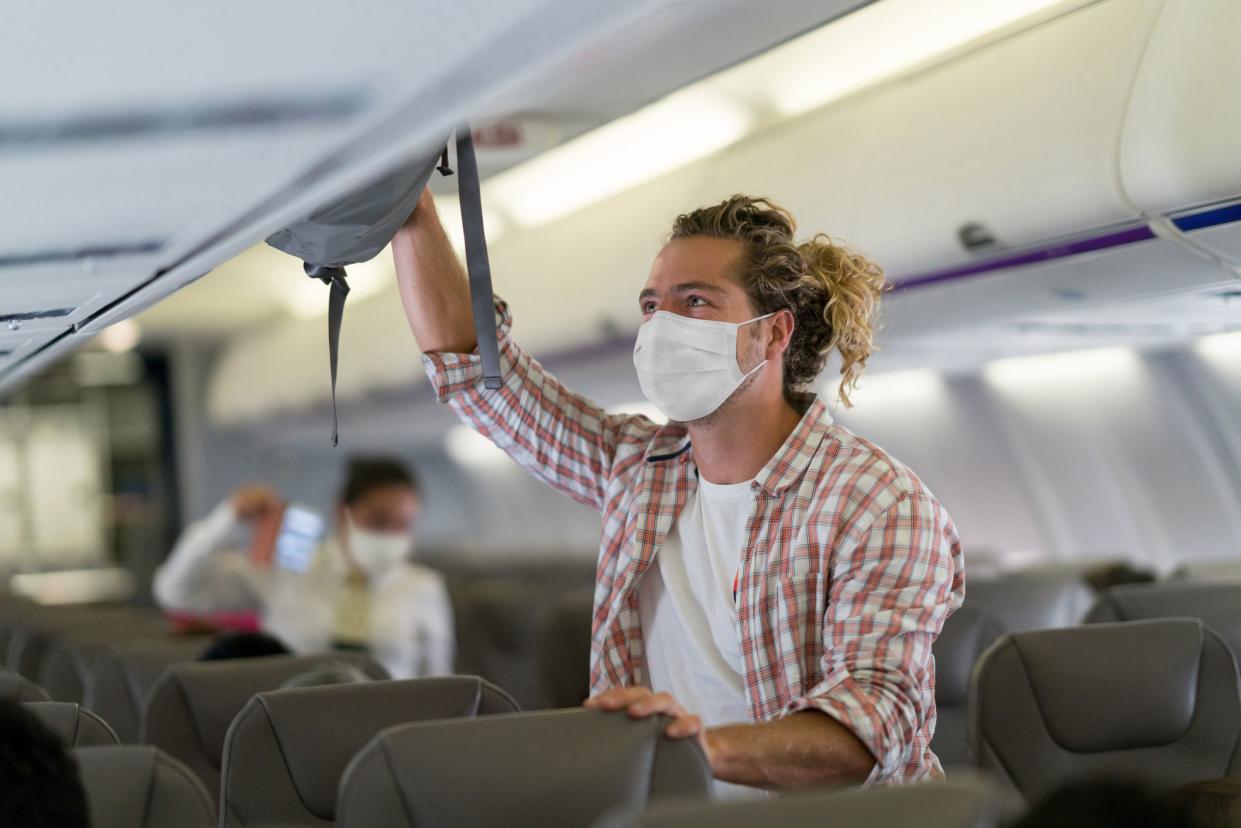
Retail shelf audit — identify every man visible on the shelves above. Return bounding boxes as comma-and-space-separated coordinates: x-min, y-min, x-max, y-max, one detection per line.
154, 456, 454, 679
394, 191, 963, 792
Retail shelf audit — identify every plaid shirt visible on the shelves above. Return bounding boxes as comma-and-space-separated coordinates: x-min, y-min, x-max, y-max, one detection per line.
423, 299, 965, 784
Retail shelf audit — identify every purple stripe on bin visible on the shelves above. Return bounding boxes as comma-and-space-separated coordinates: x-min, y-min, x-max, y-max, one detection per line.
891, 224, 1156, 292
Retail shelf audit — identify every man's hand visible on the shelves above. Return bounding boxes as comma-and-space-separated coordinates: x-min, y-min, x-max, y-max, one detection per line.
230, 484, 281, 523
584, 687, 710, 760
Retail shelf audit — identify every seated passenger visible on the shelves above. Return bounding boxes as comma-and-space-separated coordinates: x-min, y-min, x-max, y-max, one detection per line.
153, 456, 453, 679
0, 698, 89, 827
394, 192, 964, 794
199, 631, 291, 661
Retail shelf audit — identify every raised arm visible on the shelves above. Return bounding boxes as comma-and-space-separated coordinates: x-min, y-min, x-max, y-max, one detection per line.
392, 189, 478, 354
392, 191, 660, 512
152, 486, 274, 614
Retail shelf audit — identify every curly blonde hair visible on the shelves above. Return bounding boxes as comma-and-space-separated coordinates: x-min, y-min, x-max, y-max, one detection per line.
669, 195, 886, 406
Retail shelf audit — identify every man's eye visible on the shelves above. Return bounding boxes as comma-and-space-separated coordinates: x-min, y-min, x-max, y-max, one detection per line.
687, 295, 707, 307
642, 302, 657, 313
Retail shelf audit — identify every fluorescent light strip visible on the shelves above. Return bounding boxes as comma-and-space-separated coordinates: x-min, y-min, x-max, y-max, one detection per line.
750, 0, 1077, 117
983, 346, 1139, 389
487, 87, 753, 226
484, 0, 1074, 226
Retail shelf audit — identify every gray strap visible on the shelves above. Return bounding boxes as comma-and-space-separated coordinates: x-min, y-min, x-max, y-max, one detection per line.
453, 126, 503, 390
306, 263, 350, 446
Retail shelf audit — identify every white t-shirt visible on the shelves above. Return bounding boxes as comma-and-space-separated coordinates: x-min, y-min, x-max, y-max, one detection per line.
638, 474, 761, 799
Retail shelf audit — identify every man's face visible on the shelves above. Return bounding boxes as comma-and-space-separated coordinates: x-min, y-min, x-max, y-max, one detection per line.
639, 236, 756, 324
639, 236, 767, 376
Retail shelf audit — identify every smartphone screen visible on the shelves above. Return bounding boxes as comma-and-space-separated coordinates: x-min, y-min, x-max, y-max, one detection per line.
273, 504, 326, 573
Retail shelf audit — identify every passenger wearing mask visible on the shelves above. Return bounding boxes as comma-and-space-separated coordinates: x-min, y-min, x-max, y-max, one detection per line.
153, 456, 453, 679
394, 192, 963, 795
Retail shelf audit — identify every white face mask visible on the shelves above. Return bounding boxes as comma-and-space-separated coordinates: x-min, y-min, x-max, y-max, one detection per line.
632, 310, 774, 422
346, 515, 412, 579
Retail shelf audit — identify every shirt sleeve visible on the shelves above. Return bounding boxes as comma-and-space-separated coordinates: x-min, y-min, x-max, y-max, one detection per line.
421, 297, 659, 513
784, 486, 964, 784
152, 499, 265, 613
418, 573, 456, 678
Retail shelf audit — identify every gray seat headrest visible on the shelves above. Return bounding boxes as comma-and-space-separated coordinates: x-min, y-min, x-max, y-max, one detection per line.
1086, 582, 1241, 662
75, 745, 214, 828
84, 636, 210, 744
24, 701, 119, 747
0, 667, 51, 701
1017, 619, 1202, 751
971, 618, 1241, 802
142, 653, 387, 799
220, 675, 519, 826
338, 708, 712, 828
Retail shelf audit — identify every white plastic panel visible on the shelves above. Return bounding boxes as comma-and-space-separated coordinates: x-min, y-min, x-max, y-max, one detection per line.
882, 235, 1233, 338
1119, 0, 1241, 213
851, 0, 1163, 274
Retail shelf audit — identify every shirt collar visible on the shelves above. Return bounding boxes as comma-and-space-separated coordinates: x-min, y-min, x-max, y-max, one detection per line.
643, 394, 834, 496
752, 395, 833, 496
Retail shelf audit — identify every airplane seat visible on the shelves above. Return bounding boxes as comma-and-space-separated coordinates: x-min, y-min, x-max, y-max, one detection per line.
451, 579, 551, 708
38, 624, 174, 704
616, 778, 1005, 828
931, 605, 1007, 768
1085, 582, 1241, 669
141, 652, 388, 799
23, 700, 120, 747
0, 667, 52, 701
970, 618, 1241, 804
84, 636, 211, 743
964, 571, 1094, 632
337, 708, 712, 827
4, 605, 166, 680
76, 745, 214, 828
219, 675, 519, 827
536, 587, 594, 709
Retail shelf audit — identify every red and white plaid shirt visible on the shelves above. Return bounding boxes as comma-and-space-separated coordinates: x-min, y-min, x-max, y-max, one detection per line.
423, 299, 965, 784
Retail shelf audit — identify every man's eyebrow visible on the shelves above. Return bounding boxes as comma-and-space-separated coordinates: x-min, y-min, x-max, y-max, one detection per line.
671, 281, 725, 295
638, 281, 726, 303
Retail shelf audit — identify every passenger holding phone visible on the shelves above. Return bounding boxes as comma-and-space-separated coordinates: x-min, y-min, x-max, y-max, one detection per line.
153, 457, 454, 679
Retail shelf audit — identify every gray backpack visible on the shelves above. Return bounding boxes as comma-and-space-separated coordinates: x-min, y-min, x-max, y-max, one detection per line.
265, 126, 501, 444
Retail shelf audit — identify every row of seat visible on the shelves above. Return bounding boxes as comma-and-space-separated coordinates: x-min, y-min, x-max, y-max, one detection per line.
931, 579, 1241, 767
9, 614, 1236, 827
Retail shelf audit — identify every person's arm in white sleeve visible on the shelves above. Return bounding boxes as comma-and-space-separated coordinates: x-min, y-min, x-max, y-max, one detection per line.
152, 486, 277, 613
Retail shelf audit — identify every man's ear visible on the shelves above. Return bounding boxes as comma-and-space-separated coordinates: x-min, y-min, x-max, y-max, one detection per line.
767, 309, 796, 360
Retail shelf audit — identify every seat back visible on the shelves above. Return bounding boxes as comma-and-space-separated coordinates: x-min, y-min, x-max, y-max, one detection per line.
338, 708, 712, 828
24, 701, 119, 746
965, 572, 1094, 632
5, 605, 164, 679
221, 676, 519, 827
0, 667, 51, 701
931, 605, 1006, 767
39, 623, 173, 703
1086, 582, 1241, 666
536, 588, 594, 709
630, 778, 1003, 828
142, 653, 387, 799
85, 636, 210, 743
970, 618, 1241, 802
76, 745, 214, 828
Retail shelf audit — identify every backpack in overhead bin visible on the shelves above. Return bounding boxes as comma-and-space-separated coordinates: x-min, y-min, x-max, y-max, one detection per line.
265, 126, 502, 445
